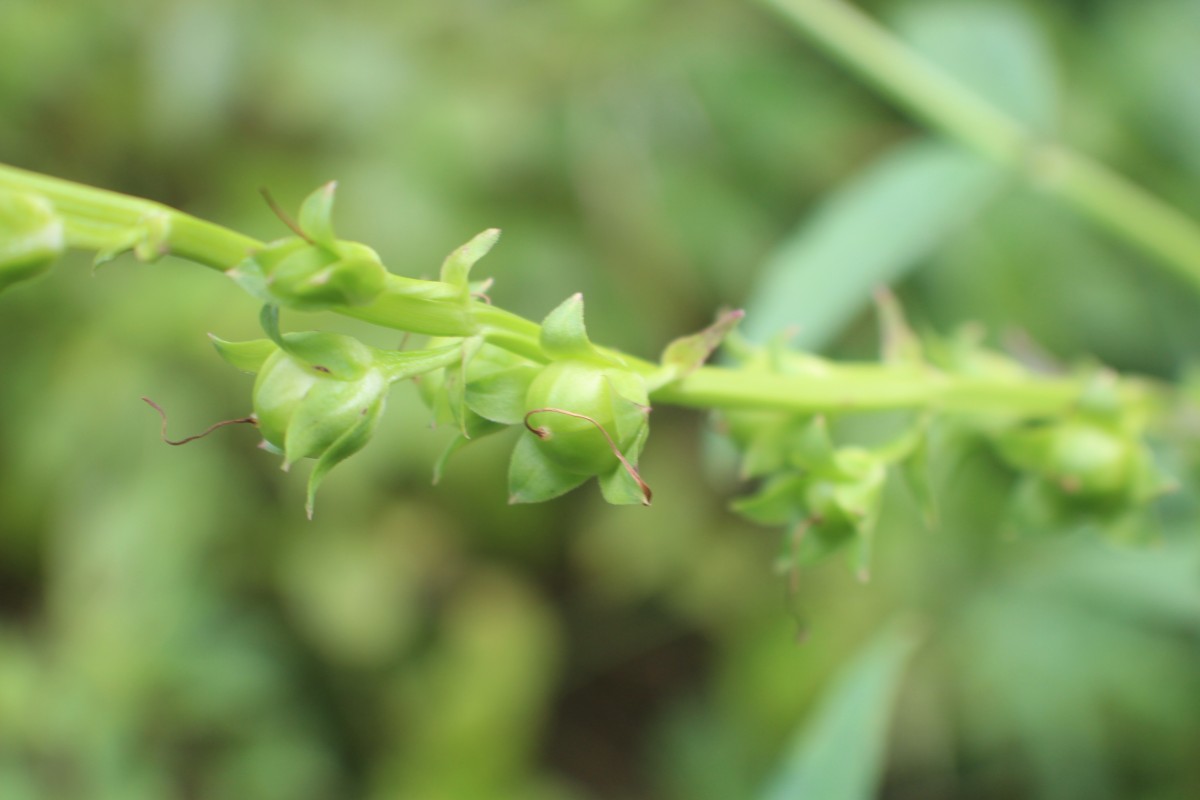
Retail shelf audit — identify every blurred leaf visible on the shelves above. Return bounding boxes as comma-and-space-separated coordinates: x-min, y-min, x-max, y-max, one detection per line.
760, 622, 920, 800
741, 140, 1002, 349
893, 0, 1059, 133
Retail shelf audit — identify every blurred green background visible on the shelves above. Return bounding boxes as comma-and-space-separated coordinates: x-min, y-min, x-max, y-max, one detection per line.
3, 1, 1200, 798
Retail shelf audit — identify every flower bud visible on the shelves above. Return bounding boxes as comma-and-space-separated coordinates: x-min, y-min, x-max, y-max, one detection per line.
508, 359, 652, 505
246, 237, 387, 311
523, 360, 649, 476
229, 182, 387, 311
251, 336, 387, 467
0, 190, 65, 292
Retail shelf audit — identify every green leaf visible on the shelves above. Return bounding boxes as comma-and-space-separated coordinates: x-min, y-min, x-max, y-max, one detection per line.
297, 181, 338, 248
894, 0, 1059, 134
208, 334, 277, 373
507, 434, 588, 504
741, 140, 1003, 349
440, 228, 501, 289
760, 623, 921, 800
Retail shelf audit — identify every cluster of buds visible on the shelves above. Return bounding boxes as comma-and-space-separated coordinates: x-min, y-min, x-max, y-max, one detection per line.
719, 339, 918, 581
418, 295, 654, 505
211, 306, 462, 517
721, 296, 1172, 578
991, 373, 1172, 533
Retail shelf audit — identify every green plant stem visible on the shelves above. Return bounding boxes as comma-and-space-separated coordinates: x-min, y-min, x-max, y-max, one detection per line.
652, 364, 1153, 415
763, 0, 1200, 295
0, 161, 1145, 419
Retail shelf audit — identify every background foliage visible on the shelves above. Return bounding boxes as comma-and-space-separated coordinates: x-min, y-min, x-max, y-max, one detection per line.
2, 1, 1200, 798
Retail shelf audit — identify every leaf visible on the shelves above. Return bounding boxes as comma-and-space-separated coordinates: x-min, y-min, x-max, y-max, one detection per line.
760, 622, 921, 800
297, 181, 338, 248
893, 0, 1059, 134
440, 228, 501, 289
740, 139, 1003, 349
208, 334, 277, 373
507, 434, 589, 504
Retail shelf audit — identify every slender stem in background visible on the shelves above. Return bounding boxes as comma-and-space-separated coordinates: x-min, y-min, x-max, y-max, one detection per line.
762, 0, 1200, 295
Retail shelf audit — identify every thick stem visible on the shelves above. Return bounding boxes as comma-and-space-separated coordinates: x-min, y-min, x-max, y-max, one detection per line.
0, 161, 1159, 420
650, 363, 1152, 416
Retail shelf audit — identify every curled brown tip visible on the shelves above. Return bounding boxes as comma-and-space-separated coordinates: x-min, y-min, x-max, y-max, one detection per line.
142, 397, 257, 446
523, 407, 652, 505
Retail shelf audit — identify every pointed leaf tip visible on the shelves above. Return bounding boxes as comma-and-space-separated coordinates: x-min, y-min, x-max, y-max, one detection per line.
540, 293, 599, 361
440, 228, 502, 287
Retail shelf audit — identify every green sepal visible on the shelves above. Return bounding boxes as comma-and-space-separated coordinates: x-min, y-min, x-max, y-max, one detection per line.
231, 236, 387, 311
94, 210, 172, 268
208, 334, 278, 373
650, 308, 744, 390
465, 365, 539, 424
787, 416, 836, 471
540, 294, 612, 363
874, 288, 924, 366
374, 343, 465, 384
432, 433, 472, 485
1075, 368, 1122, 419
732, 474, 808, 526
597, 422, 652, 505
297, 181, 337, 248
304, 399, 383, 519
799, 523, 858, 567
606, 371, 651, 446
440, 228, 501, 291
898, 428, 938, 527
599, 462, 647, 506
0, 190, 65, 292
258, 305, 372, 380
740, 425, 789, 478
507, 434, 589, 504
282, 370, 386, 467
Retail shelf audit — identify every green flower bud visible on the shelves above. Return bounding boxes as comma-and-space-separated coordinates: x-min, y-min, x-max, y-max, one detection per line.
508, 359, 652, 505
253, 347, 387, 465
228, 183, 387, 311
244, 237, 387, 311
1045, 421, 1134, 496
0, 190, 65, 292
213, 322, 465, 516
524, 360, 649, 476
